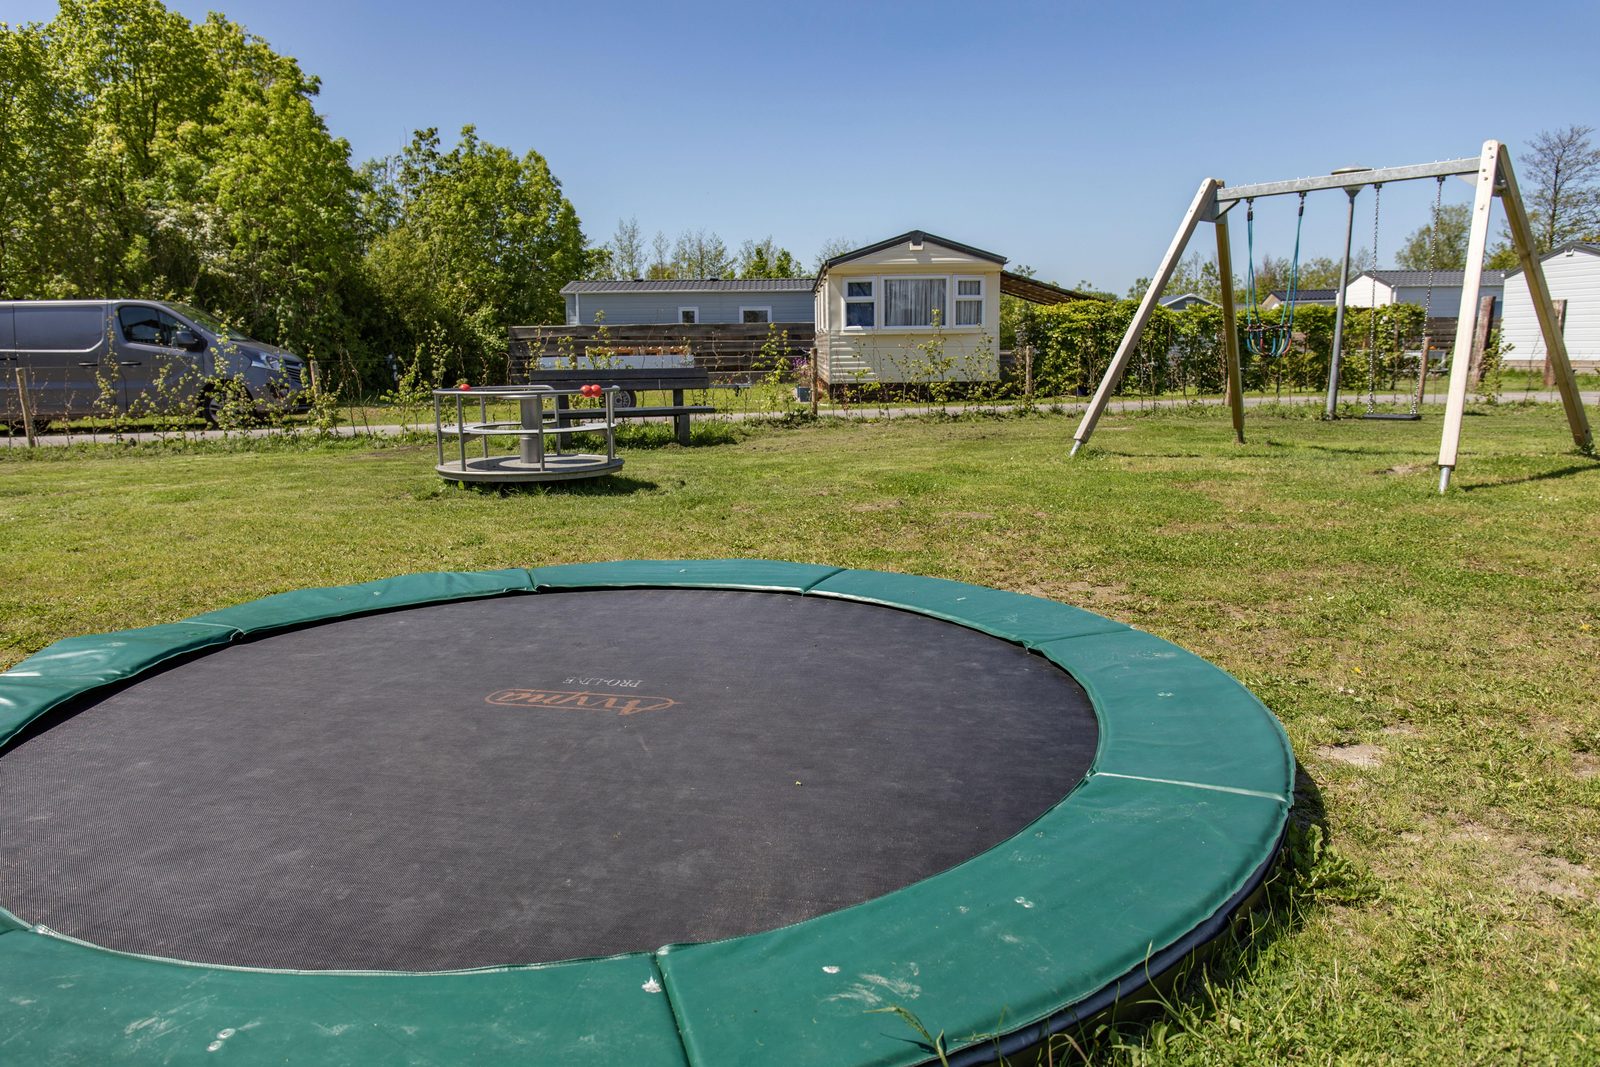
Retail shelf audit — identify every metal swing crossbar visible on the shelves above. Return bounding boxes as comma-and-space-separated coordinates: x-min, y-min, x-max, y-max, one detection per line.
1067, 140, 1595, 493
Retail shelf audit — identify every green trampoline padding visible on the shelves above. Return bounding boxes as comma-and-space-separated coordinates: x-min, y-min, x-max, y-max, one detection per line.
0, 561, 1293, 1065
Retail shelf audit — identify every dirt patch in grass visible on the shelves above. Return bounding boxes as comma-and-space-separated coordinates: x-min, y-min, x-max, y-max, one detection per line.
1316, 742, 1387, 768
1381, 462, 1432, 476
1451, 822, 1596, 901
1512, 857, 1595, 901
1574, 753, 1600, 780
849, 499, 902, 512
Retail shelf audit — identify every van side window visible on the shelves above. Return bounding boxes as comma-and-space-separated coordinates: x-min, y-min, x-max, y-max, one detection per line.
15, 305, 104, 350
119, 306, 183, 347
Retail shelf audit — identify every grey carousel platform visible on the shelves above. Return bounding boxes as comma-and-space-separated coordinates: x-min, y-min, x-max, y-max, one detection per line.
433, 385, 623, 484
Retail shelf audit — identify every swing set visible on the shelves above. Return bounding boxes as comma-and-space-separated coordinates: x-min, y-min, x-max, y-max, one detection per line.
1069, 140, 1594, 492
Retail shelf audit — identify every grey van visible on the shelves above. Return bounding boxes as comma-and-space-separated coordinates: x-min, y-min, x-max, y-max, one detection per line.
0, 300, 307, 425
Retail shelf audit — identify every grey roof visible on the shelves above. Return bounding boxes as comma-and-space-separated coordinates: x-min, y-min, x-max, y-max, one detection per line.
1357, 269, 1508, 288
821, 230, 1007, 272
1268, 288, 1338, 301
1503, 241, 1600, 276
1159, 292, 1215, 307
560, 278, 814, 295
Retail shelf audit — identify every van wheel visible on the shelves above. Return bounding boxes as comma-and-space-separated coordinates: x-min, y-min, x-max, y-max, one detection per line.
200, 387, 253, 428
200, 391, 224, 428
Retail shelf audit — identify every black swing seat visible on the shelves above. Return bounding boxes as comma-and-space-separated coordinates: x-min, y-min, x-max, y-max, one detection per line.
1360, 412, 1423, 421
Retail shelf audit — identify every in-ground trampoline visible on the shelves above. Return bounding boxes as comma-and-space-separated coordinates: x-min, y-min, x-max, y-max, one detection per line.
0, 561, 1293, 1066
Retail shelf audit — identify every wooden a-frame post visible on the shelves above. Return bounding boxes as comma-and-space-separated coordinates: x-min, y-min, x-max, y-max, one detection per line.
1070, 179, 1227, 455
1436, 140, 1593, 491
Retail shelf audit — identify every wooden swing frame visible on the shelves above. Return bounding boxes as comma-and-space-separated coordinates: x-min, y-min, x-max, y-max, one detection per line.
1068, 140, 1594, 492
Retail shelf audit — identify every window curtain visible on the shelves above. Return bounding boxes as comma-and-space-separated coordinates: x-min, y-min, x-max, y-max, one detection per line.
883, 278, 947, 327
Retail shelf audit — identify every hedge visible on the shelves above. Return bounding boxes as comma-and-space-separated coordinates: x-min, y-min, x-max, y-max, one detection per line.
1018, 300, 1427, 398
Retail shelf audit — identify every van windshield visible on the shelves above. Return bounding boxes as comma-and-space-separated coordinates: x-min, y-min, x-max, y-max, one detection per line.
169, 303, 260, 344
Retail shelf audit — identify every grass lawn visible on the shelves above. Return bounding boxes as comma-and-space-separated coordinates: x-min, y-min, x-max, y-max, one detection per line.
1, 403, 1597, 1064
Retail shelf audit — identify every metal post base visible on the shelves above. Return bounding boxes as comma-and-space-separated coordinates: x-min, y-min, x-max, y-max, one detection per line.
1438, 466, 1453, 494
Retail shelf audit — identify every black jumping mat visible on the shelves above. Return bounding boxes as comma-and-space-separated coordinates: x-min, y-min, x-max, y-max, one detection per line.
0, 589, 1097, 971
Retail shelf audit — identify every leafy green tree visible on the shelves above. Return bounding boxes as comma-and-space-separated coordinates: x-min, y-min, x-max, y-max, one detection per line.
364, 125, 587, 382
0, 20, 89, 297
1161, 251, 1238, 303
737, 236, 801, 278
197, 18, 364, 355
1396, 203, 1470, 270
646, 230, 674, 279
607, 216, 645, 279
670, 228, 734, 277
1294, 256, 1349, 290
4, 1, 370, 366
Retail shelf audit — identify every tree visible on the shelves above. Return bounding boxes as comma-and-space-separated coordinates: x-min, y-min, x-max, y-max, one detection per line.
646, 230, 673, 279
1520, 125, 1600, 252
736, 236, 800, 279
196, 15, 365, 354
0, 21, 88, 297
1160, 251, 1237, 304
0, 1, 371, 366
365, 125, 587, 381
607, 216, 644, 279
1489, 125, 1600, 267
1396, 203, 1470, 270
812, 236, 857, 273
1295, 256, 1349, 290
670, 228, 734, 278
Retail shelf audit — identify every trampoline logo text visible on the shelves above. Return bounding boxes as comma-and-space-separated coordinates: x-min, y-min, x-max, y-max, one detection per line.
485, 688, 679, 716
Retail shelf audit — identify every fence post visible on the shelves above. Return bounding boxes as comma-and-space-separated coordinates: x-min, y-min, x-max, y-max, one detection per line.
1542, 299, 1568, 388
15, 369, 37, 447
810, 344, 819, 416
1466, 294, 1497, 388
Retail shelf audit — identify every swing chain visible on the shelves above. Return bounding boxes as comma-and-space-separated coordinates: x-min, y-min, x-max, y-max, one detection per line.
1367, 183, 1382, 410
1242, 193, 1304, 361
1414, 176, 1446, 415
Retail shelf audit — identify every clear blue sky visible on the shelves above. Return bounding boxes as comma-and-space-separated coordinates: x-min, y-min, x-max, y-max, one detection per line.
13, 0, 1600, 289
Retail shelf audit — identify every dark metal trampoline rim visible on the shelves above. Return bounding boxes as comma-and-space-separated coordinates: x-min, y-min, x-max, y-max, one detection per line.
0, 561, 1296, 1067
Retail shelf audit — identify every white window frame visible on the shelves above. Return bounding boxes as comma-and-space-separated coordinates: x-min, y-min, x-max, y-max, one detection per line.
839, 274, 989, 332
953, 276, 984, 327
678, 307, 699, 324
739, 306, 772, 324
842, 278, 875, 331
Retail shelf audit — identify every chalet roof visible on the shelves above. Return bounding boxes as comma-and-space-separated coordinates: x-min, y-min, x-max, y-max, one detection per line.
1001, 272, 1098, 305
821, 230, 1007, 272
1503, 241, 1600, 277
1354, 269, 1509, 288
560, 278, 814, 295
1267, 288, 1339, 301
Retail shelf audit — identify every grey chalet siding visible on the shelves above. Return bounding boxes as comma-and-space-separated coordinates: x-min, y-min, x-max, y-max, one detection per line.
560, 280, 814, 326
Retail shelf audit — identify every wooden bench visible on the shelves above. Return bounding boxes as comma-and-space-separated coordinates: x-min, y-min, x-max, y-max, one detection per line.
527, 367, 715, 445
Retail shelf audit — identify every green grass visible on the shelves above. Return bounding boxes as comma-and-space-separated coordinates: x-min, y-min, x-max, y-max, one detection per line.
2, 403, 1597, 1064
